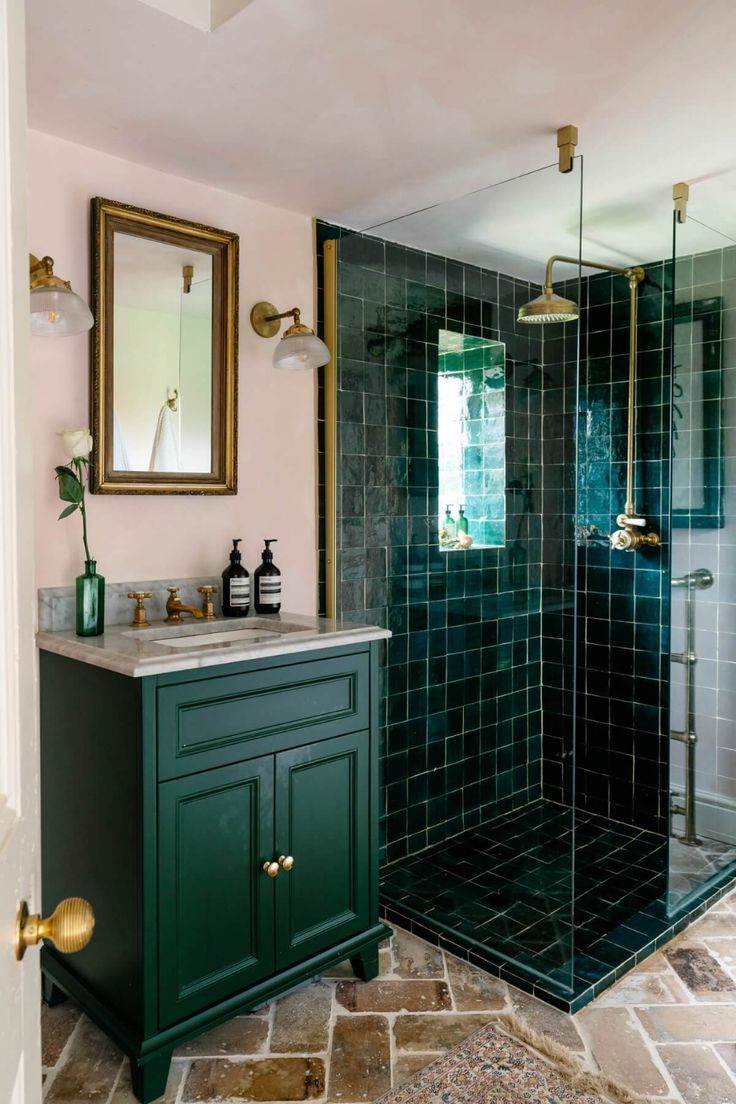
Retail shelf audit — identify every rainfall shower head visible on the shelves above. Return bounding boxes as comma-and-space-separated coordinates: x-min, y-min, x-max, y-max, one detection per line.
517, 288, 579, 324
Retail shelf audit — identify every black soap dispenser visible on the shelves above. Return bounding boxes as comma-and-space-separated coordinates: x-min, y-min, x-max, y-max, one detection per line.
221, 538, 250, 617
254, 539, 281, 614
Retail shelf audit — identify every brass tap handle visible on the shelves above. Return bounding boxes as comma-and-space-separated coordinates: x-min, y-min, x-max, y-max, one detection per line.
15, 897, 95, 961
278, 855, 295, 872
262, 861, 280, 878
127, 591, 152, 628
198, 586, 218, 621
165, 587, 182, 624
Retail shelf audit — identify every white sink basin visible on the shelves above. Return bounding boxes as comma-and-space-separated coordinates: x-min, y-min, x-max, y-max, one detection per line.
152, 626, 285, 649
123, 617, 312, 652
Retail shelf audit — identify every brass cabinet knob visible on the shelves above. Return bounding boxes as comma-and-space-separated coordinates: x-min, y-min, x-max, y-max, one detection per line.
278, 855, 295, 872
15, 897, 95, 961
262, 861, 280, 878
127, 591, 152, 628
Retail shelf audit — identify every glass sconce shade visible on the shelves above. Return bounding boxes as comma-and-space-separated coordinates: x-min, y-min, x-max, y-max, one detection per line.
30, 285, 94, 336
272, 330, 331, 370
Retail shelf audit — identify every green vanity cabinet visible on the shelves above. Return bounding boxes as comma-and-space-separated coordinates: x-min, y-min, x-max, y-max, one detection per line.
39, 640, 387, 1104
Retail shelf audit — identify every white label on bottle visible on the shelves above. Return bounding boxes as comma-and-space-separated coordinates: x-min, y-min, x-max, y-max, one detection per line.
258, 579, 281, 606
228, 578, 250, 607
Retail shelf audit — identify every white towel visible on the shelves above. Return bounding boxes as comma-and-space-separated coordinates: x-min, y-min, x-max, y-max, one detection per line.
148, 404, 180, 472
113, 413, 131, 471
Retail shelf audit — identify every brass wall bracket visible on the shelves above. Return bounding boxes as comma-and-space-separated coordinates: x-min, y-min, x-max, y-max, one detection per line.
673, 182, 689, 224
557, 125, 578, 174
29, 253, 71, 290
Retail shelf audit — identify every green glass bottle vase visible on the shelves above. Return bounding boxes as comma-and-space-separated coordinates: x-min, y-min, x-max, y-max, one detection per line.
76, 559, 105, 637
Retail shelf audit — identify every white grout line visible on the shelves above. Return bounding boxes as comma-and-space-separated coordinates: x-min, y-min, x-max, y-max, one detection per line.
41, 1009, 87, 1101
104, 1058, 126, 1104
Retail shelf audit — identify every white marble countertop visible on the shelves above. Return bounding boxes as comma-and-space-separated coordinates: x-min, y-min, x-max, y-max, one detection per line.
36, 612, 391, 678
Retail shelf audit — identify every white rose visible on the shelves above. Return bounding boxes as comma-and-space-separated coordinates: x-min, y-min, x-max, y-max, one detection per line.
58, 429, 93, 460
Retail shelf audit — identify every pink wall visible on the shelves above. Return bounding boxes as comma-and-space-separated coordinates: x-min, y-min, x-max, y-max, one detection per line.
28, 130, 318, 615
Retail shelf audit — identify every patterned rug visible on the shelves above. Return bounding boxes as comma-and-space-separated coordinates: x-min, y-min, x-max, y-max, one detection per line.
377, 1017, 651, 1104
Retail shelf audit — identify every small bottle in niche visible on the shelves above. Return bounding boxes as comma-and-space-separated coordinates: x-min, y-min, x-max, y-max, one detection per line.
254, 539, 281, 614
222, 538, 250, 617
443, 505, 456, 540
457, 506, 469, 535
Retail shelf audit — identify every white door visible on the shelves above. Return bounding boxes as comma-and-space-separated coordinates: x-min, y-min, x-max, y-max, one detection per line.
0, 0, 43, 1100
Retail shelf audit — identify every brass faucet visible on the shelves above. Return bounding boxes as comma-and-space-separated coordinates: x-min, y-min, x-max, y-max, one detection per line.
165, 587, 204, 624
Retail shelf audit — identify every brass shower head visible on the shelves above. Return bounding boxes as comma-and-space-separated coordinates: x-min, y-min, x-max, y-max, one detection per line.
517, 288, 579, 324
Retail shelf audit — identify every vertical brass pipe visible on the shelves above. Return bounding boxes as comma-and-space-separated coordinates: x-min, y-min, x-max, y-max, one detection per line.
322, 240, 338, 619
625, 273, 639, 517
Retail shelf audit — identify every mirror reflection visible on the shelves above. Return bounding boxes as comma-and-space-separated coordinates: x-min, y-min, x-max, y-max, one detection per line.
113, 233, 214, 474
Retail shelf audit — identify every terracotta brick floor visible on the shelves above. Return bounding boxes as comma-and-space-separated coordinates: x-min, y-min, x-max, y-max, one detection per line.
42, 890, 736, 1103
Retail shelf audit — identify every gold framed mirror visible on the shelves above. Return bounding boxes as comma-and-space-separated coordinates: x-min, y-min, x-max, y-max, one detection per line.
90, 197, 238, 494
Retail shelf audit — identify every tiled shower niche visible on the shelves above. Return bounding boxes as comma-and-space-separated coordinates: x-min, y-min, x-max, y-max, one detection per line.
437, 331, 506, 550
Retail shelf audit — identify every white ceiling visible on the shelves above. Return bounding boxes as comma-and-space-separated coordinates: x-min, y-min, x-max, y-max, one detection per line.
26, 0, 736, 278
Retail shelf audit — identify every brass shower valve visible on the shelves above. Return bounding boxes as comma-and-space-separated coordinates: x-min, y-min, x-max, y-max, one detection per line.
610, 521, 660, 552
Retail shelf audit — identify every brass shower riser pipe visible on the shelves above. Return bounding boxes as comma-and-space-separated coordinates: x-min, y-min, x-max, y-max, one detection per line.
544, 256, 645, 517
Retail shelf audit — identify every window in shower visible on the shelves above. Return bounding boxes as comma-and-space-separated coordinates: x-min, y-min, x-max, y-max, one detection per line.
437, 329, 505, 551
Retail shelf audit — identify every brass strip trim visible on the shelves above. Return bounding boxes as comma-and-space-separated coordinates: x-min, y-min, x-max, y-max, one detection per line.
323, 240, 338, 619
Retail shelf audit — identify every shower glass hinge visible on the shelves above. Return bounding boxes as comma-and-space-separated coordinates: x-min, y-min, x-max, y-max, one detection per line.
557, 125, 578, 174
673, 182, 689, 223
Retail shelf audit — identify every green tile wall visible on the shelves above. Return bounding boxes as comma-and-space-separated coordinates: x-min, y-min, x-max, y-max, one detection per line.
316, 221, 544, 864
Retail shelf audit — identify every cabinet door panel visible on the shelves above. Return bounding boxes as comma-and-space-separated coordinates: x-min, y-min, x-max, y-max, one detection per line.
158, 757, 274, 1027
275, 733, 369, 969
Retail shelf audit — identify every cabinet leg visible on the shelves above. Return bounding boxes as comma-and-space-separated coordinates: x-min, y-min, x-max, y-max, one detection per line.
129, 1053, 173, 1104
41, 973, 68, 1007
350, 945, 380, 982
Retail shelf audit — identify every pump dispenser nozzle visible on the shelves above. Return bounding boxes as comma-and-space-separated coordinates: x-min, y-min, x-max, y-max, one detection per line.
255, 539, 281, 613
222, 538, 249, 616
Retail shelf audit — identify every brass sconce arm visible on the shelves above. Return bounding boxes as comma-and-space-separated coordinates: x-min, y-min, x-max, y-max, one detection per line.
29, 254, 72, 290
250, 302, 312, 338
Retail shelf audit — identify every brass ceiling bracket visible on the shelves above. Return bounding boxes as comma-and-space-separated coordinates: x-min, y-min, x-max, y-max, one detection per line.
557, 125, 578, 174
673, 182, 689, 224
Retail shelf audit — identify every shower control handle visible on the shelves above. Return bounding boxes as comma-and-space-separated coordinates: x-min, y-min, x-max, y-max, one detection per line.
610, 525, 660, 552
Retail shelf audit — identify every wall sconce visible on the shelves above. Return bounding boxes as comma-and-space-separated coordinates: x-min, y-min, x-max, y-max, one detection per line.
29, 254, 94, 337
250, 301, 330, 370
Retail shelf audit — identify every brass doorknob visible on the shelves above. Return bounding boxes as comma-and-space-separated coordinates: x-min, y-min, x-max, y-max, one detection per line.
278, 855, 295, 872
15, 897, 95, 961
262, 861, 280, 878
